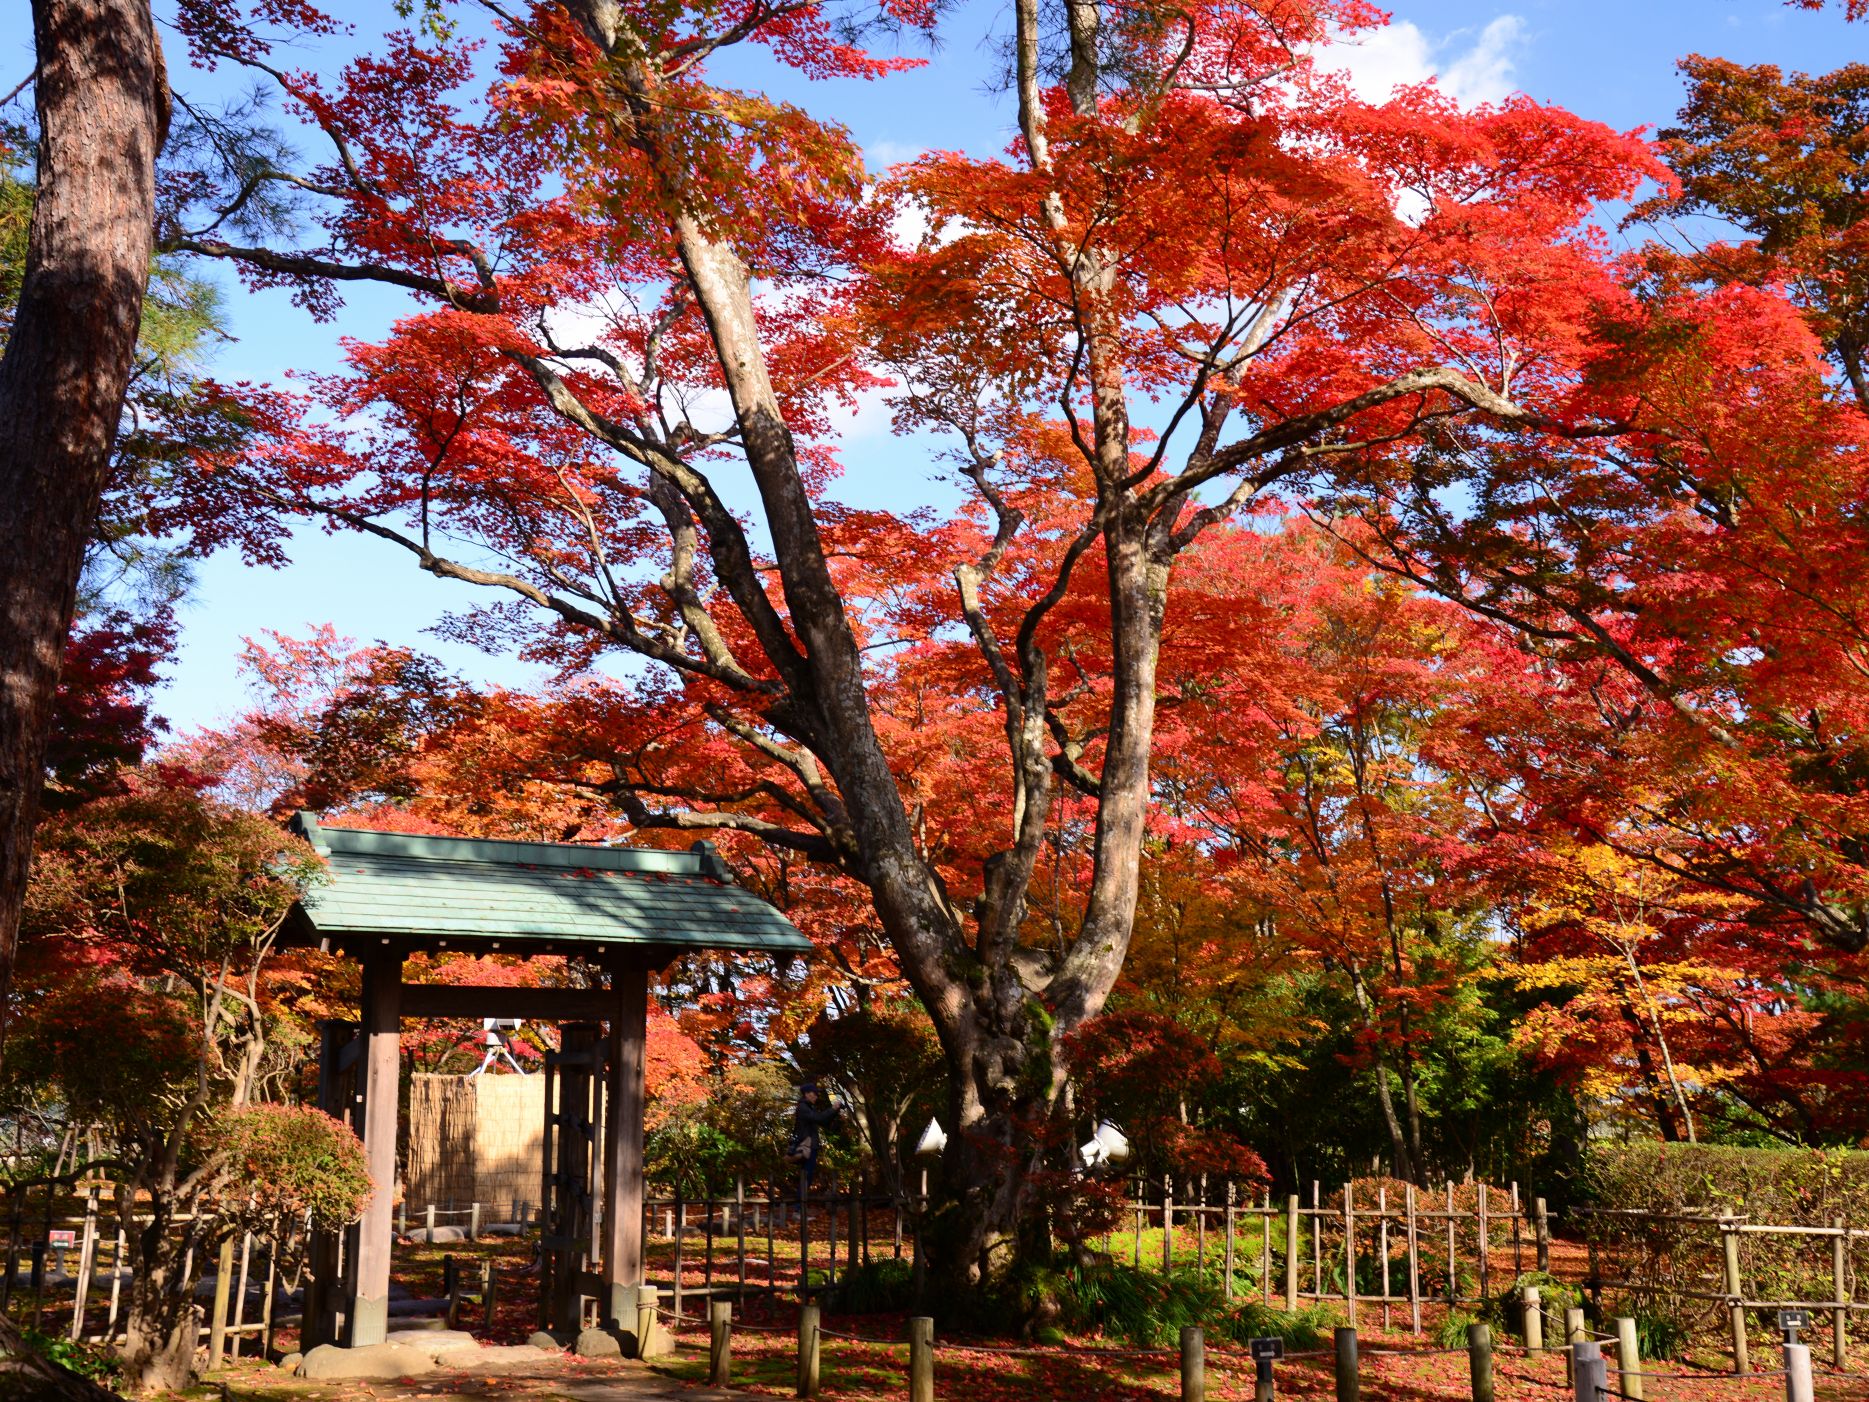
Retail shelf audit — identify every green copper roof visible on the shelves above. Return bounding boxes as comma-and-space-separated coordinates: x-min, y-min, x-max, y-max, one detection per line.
284, 812, 812, 957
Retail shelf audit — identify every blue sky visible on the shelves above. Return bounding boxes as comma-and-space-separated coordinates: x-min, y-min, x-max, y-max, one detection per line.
119, 0, 1864, 734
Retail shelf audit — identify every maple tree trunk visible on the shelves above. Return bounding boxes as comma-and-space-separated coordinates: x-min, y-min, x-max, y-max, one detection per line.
1617, 999, 1683, 1142
0, 0, 168, 1057
117, 1191, 198, 1393
1351, 973, 1417, 1179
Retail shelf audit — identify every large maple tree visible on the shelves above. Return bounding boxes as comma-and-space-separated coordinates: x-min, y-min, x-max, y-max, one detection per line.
157, 0, 1808, 1285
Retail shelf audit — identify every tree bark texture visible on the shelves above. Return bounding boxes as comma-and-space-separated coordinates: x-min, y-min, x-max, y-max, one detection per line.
0, 0, 168, 1047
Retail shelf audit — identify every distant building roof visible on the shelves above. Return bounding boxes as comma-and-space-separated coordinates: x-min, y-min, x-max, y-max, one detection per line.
284, 812, 812, 959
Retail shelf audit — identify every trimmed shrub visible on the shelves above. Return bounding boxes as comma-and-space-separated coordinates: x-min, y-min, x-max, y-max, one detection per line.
836, 1258, 916, 1314
216, 1103, 374, 1228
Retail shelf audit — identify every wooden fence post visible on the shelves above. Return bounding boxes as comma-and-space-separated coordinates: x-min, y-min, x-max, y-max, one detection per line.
1312, 1181, 1322, 1297
674, 1193, 686, 1319
1405, 1182, 1421, 1335
230, 1229, 253, 1360
483, 1260, 497, 1332
1476, 1184, 1489, 1303
1197, 1176, 1207, 1276
1180, 1325, 1204, 1402
709, 1299, 733, 1386
1468, 1323, 1493, 1402
1522, 1286, 1543, 1352
1511, 1183, 1523, 1277
1614, 1315, 1643, 1400
1378, 1186, 1391, 1331
1132, 1179, 1143, 1269
737, 1177, 748, 1306
909, 1315, 934, 1402
69, 1189, 97, 1344
1260, 1190, 1272, 1306
1163, 1177, 1175, 1274
1335, 1325, 1359, 1402
1285, 1194, 1300, 1310
1535, 1197, 1550, 1274
796, 1300, 821, 1399
469, 1202, 481, 1241
1223, 1184, 1236, 1300
1834, 1218, 1849, 1372
1445, 1182, 1457, 1303
208, 1236, 235, 1367
1722, 1217, 1749, 1375
1343, 1181, 1357, 1326
1571, 1340, 1606, 1402
1564, 1306, 1584, 1385
260, 1220, 280, 1359
104, 1224, 125, 1344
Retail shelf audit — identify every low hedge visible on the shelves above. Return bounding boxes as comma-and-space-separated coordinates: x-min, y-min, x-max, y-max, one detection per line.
1578, 1143, 1869, 1347
1584, 1142, 1869, 1223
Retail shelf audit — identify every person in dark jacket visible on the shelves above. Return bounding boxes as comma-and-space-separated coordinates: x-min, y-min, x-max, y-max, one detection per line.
786, 1082, 839, 1190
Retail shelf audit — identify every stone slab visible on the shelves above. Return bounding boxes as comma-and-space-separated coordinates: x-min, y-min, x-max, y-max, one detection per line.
297, 1342, 440, 1381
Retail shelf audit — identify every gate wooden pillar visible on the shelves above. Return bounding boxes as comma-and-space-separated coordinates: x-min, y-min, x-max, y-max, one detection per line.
303, 1019, 359, 1348
542, 1022, 604, 1332
601, 956, 650, 1328
346, 950, 403, 1346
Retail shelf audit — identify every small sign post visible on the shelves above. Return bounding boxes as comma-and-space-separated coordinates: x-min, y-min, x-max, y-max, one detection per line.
1779, 1309, 1810, 1345
1249, 1337, 1284, 1402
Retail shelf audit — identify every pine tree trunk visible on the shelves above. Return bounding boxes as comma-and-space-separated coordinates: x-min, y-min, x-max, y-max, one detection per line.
0, 0, 168, 1055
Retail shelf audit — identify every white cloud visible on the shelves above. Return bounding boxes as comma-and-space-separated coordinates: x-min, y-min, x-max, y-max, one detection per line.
1324, 13, 1527, 109
1439, 16, 1527, 107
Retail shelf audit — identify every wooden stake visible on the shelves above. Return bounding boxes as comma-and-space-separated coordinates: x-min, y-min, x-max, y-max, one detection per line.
1405, 1182, 1420, 1335
1181, 1325, 1205, 1402
1614, 1315, 1643, 1400
709, 1299, 733, 1386
908, 1315, 935, 1402
797, 1300, 821, 1399
1468, 1323, 1493, 1402
1284, 1194, 1299, 1310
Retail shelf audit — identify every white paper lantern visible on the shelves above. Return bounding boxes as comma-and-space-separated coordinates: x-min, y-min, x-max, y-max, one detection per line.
1092, 1121, 1130, 1163
914, 1117, 948, 1157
